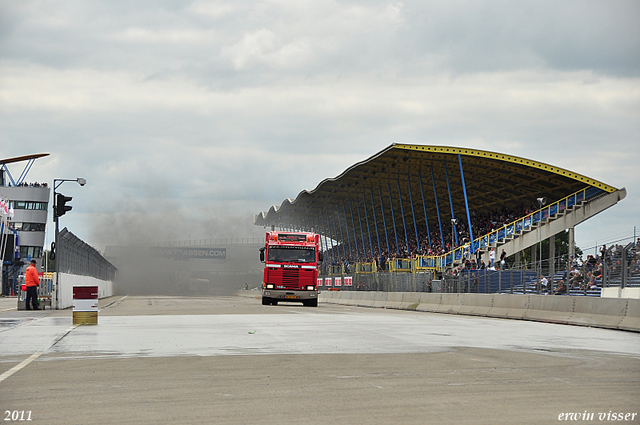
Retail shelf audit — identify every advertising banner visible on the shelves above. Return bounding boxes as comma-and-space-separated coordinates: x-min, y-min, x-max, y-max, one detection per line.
149, 247, 226, 260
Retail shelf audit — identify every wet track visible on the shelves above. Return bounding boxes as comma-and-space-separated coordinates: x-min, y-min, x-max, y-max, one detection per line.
1, 296, 639, 424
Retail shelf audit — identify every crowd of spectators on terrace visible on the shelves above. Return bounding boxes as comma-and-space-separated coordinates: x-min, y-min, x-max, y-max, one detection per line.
12, 181, 48, 187
323, 201, 540, 269
549, 241, 639, 295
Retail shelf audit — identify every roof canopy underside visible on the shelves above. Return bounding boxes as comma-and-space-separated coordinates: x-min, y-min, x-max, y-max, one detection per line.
254, 144, 617, 231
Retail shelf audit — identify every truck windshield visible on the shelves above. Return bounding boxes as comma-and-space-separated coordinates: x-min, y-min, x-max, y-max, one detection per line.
267, 247, 315, 263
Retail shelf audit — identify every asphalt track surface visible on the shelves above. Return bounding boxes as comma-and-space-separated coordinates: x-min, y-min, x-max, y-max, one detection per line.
0, 295, 638, 425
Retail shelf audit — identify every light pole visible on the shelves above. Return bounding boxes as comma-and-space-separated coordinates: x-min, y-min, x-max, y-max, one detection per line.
52, 177, 86, 309
450, 218, 457, 250
537, 197, 546, 291
450, 218, 458, 269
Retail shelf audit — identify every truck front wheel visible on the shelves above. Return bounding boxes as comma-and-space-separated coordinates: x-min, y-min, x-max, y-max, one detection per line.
303, 299, 318, 307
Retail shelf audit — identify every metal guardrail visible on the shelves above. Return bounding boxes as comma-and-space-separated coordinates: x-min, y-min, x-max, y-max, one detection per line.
389, 258, 412, 273
355, 262, 376, 273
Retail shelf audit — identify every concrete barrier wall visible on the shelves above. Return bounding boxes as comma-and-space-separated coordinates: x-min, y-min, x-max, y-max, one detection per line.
315, 291, 640, 332
56, 273, 114, 310
601, 287, 640, 299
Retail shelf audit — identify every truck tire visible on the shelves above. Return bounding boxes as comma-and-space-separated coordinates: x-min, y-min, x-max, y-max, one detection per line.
261, 297, 269, 306
303, 299, 318, 307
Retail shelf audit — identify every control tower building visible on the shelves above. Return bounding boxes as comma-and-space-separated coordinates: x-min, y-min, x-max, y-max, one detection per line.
0, 153, 50, 295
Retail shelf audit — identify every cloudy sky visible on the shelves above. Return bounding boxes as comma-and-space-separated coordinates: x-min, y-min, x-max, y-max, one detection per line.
1, 0, 638, 253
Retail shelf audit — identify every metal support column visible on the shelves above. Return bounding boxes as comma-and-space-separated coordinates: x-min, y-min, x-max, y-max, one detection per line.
355, 197, 367, 260
443, 160, 458, 247
330, 207, 342, 261
342, 200, 353, 259
418, 169, 431, 248
407, 173, 420, 253
396, 179, 410, 253
431, 166, 445, 251
370, 188, 382, 257
348, 199, 360, 260
379, 187, 391, 255
458, 154, 474, 253
387, 183, 400, 254
362, 193, 374, 258
324, 208, 335, 263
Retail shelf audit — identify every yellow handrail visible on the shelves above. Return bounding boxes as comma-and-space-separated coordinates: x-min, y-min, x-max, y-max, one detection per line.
389, 258, 413, 273
355, 262, 376, 273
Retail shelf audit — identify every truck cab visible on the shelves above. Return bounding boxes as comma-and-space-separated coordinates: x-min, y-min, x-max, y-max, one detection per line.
259, 231, 322, 307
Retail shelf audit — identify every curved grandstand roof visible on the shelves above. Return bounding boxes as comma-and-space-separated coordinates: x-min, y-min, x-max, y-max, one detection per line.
254, 143, 618, 235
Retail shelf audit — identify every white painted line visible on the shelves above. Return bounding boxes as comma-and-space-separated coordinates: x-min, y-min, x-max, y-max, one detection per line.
0, 324, 78, 384
100, 295, 127, 311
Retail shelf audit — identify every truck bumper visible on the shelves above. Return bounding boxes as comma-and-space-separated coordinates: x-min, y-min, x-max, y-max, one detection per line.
262, 289, 317, 302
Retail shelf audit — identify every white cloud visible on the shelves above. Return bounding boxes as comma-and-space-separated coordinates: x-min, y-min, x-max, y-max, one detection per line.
0, 0, 638, 250
112, 27, 214, 44
222, 28, 313, 70
188, 1, 238, 19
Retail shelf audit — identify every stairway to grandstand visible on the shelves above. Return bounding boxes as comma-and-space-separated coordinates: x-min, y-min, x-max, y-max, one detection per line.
447, 186, 626, 274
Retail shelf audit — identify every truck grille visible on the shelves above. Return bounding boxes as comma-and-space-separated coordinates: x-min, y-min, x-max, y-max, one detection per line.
265, 268, 315, 288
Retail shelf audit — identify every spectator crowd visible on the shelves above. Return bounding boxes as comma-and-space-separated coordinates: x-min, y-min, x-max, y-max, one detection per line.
322, 202, 540, 270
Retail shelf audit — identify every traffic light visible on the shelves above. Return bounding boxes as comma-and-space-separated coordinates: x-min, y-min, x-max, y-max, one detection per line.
55, 193, 73, 217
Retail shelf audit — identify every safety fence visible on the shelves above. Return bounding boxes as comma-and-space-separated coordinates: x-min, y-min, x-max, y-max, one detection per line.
325, 239, 639, 298
600, 243, 640, 288
58, 228, 117, 281
319, 255, 640, 297
319, 271, 434, 293
319, 270, 533, 294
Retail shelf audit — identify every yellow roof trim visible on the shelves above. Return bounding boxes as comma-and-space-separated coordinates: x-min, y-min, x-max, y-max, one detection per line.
394, 144, 617, 193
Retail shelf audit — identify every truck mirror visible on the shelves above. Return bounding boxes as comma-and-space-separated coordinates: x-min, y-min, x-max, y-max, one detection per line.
259, 247, 265, 262
318, 252, 324, 262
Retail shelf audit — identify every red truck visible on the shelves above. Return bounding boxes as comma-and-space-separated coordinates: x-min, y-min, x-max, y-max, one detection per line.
259, 231, 323, 307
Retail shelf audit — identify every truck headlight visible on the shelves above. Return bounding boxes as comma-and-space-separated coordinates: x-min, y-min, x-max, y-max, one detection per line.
307, 286, 315, 291
266, 284, 274, 289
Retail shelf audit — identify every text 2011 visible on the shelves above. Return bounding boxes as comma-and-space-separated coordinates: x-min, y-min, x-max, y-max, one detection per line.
4, 411, 32, 421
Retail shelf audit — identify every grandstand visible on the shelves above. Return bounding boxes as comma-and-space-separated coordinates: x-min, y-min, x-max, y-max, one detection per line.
255, 144, 632, 296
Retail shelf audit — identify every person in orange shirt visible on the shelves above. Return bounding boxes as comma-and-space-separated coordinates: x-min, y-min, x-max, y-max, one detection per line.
25, 260, 40, 310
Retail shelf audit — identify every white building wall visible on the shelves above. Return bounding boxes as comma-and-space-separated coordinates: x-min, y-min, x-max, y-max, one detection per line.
0, 185, 50, 266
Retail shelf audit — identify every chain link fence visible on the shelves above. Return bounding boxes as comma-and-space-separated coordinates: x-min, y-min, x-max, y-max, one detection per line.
319, 241, 639, 296
58, 227, 117, 281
